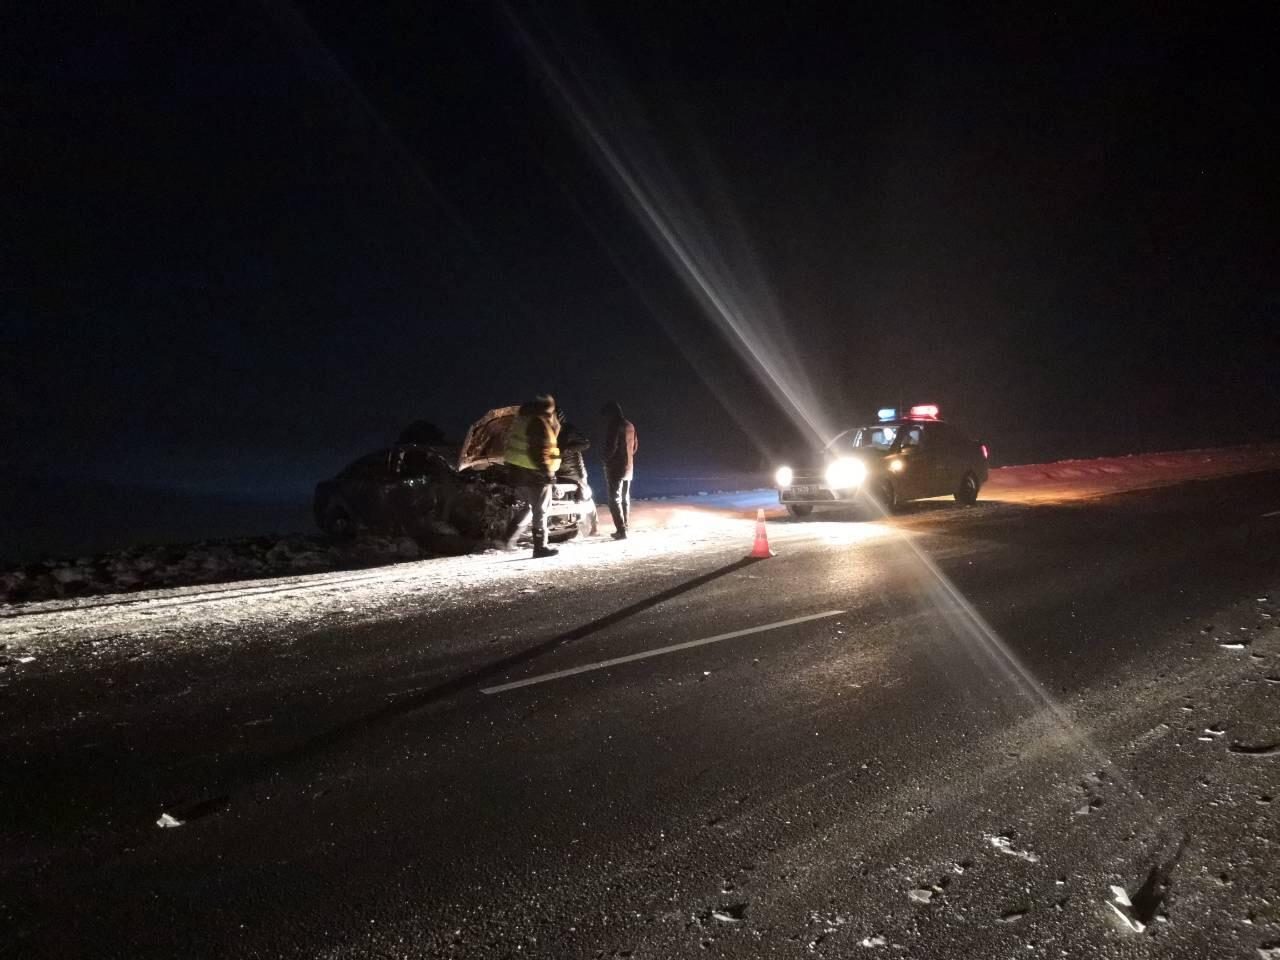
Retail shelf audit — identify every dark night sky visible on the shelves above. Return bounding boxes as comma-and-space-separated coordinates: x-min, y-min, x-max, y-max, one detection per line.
5, 2, 1278, 502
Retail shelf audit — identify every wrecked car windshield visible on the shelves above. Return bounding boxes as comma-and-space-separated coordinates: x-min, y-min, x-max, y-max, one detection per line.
339, 450, 390, 478
394, 447, 446, 478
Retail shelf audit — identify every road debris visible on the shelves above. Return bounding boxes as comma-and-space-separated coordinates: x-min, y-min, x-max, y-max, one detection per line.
1228, 741, 1280, 756
987, 833, 1040, 863
155, 813, 183, 829
1108, 885, 1145, 933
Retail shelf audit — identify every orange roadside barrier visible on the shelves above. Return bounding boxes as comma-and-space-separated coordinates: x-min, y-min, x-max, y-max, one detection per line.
748, 508, 776, 558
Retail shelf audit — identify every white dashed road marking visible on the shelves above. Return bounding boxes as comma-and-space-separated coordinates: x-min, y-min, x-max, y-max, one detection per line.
480, 609, 846, 695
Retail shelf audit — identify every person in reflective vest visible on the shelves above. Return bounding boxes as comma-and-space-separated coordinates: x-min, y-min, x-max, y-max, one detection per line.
503, 394, 562, 558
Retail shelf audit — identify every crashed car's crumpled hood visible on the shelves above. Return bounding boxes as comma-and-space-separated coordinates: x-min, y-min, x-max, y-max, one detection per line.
458, 406, 520, 472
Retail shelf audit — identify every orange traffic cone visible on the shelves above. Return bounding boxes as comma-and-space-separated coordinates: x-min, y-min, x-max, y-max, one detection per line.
748, 508, 775, 558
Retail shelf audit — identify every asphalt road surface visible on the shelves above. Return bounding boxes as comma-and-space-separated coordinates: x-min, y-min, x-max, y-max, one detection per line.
5, 473, 1280, 958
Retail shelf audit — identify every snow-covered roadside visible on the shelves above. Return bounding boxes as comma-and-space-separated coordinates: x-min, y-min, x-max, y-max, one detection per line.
0, 511, 756, 660
0, 493, 767, 607
987, 443, 1280, 504
0, 533, 431, 607
3, 443, 1277, 610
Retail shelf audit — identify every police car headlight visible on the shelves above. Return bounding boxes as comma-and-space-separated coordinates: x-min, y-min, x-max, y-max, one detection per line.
775, 466, 794, 487
825, 458, 866, 489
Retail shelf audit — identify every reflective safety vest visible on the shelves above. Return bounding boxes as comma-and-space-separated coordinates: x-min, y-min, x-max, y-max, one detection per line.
504, 413, 561, 474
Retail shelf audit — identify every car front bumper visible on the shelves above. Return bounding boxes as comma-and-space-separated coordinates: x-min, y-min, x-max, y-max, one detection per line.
777, 482, 862, 505
546, 483, 594, 519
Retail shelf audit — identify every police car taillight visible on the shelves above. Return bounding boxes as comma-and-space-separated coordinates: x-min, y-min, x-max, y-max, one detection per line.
981, 444, 989, 460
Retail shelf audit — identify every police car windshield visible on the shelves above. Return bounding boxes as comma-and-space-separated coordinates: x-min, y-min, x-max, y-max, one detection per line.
855, 425, 900, 450
829, 425, 899, 452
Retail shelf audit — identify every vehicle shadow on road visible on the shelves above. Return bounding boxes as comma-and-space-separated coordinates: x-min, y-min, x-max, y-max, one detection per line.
173, 555, 763, 818
328, 555, 761, 718
434, 556, 762, 696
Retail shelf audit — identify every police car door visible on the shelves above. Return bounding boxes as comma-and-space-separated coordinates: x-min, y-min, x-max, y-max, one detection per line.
897, 425, 929, 499
922, 423, 954, 496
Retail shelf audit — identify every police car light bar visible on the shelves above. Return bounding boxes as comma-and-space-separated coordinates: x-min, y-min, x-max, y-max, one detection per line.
876, 407, 897, 421
908, 404, 939, 419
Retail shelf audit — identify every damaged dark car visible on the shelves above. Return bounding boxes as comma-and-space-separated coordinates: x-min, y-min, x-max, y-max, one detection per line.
313, 407, 595, 547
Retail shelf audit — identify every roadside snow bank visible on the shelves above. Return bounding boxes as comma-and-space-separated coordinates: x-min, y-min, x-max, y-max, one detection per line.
987, 443, 1280, 502
0, 517, 753, 657
0, 534, 431, 606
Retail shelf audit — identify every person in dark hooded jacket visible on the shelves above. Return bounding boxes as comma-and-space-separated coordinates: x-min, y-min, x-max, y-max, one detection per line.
601, 400, 638, 539
555, 413, 599, 537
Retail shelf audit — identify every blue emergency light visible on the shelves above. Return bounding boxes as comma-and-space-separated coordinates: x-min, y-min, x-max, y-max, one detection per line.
877, 407, 896, 421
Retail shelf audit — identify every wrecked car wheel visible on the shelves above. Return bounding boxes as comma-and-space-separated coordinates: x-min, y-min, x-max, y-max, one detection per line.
321, 505, 356, 539
448, 485, 523, 542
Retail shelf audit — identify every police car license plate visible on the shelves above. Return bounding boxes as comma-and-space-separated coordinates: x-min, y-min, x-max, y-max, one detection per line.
790, 485, 819, 495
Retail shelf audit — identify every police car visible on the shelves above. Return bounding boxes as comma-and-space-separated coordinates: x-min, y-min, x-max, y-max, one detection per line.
774, 405, 989, 518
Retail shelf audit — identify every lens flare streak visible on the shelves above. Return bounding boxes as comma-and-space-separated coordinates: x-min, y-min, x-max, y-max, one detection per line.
504, 8, 837, 448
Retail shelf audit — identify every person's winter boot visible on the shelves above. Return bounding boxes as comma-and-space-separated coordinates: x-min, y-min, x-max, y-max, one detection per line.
611, 530, 628, 540
532, 545, 559, 558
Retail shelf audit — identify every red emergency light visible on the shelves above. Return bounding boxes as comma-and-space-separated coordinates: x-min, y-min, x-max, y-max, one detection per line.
907, 404, 939, 419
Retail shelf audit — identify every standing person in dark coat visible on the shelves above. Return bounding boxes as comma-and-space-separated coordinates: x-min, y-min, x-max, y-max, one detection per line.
601, 400, 638, 540
503, 395, 562, 558
555, 412, 599, 537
